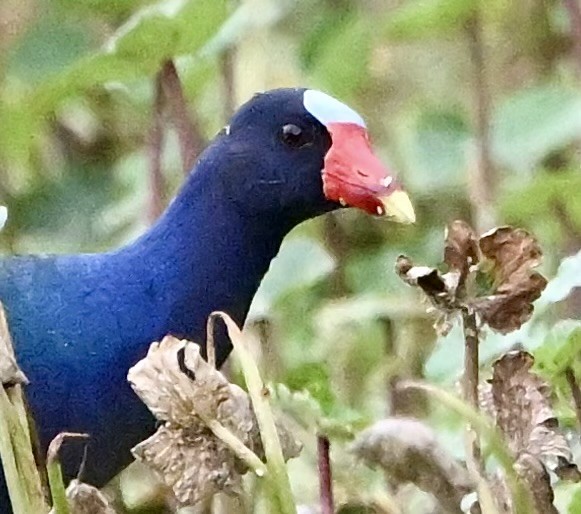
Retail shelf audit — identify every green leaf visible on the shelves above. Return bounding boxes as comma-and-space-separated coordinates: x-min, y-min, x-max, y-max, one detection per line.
5, 0, 230, 170
499, 169, 581, 248
7, 12, 91, 82
273, 384, 368, 440
534, 320, 581, 378
249, 237, 335, 317
199, 0, 294, 58
26, 0, 229, 116
283, 362, 336, 415
537, 249, 581, 310
107, 0, 228, 70
307, 13, 374, 100
568, 487, 581, 514
383, 0, 477, 40
396, 109, 471, 191
492, 85, 581, 173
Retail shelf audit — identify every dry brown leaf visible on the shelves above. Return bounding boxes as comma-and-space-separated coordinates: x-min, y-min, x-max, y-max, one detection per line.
444, 220, 479, 283
133, 424, 245, 505
0, 303, 28, 386
128, 335, 301, 506
49, 480, 117, 514
472, 227, 547, 333
396, 222, 547, 336
395, 256, 460, 336
350, 418, 473, 514
480, 350, 580, 513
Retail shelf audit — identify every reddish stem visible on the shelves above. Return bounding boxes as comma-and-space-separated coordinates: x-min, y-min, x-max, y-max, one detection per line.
220, 49, 236, 122
565, 367, 581, 429
147, 69, 166, 223
563, 0, 581, 74
317, 434, 334, 514
160, 60, 205, 174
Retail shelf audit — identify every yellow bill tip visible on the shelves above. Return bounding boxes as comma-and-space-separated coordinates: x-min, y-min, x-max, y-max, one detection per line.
379, 190, 416, 224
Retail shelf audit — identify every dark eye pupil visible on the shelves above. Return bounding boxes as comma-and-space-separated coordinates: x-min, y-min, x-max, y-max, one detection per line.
281, 124, 306, 147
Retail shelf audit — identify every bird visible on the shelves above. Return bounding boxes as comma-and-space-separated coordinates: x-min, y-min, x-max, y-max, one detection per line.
0, 87, 414, 511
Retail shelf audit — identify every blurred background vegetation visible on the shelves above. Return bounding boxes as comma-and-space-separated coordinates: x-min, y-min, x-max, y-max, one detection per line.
1, 0, 581, 512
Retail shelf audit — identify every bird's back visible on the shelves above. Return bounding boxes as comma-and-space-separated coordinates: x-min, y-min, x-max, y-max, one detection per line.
0, 252, 161, 486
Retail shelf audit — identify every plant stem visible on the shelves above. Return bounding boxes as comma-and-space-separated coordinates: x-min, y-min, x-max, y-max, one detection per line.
0, 304, 47, 513
217, 312, 297, 514
462, 309, 482, 474
204, 418, 268, 477
564, 367, 581, 429
160, 60, 205, 173
147, 67, 166, 223
46, 458, 68, 514
0, 386, 29, 514
220, 48, 236, 122
563, 0, 581, 74
46, 433, 89, 514
317, 434, 334, 514
398, 380, 535, 514
5, 386, 46, 512
466, 9, 496, 232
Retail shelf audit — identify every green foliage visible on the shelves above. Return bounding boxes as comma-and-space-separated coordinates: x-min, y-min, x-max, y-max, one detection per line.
250, 236, 335, 318
492, 85, 581, 173
2, 0, 581, 511
304, 11, 374, 99
569, 488, 581, 514
535, 320, 581, 382
397, 109, 470, 191
383, 0, 477, 40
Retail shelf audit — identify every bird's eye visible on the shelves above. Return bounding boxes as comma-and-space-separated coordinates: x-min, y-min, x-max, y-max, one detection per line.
280, 124, 311, 148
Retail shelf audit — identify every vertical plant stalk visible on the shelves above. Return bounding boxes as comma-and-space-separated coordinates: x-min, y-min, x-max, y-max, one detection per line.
399, 380, 535, 514
465, 10, 496, 233
462, 309, 482, 473
4, 387, 46, 512
317, 435, 334, 514
464, 7, 489, 479
216, 312, 297, 514
160, 60, 206, 174
564, 367, 581, 429
46, 433, 89, 514
0, 305, 47, 513
46, 434, 82, 514
563, 0, 581, 74
0, 386, 29, 514
221, 48, 236, 122
147, 69, 166, 223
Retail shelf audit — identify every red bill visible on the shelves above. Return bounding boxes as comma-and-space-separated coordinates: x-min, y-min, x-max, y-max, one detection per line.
304, 90, 415, 224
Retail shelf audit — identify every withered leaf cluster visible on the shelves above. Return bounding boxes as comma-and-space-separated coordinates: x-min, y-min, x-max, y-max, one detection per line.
128, 335, 301, 507
396, 221, 547, 335
350, 418, 473, 514
480, 350, 580, 513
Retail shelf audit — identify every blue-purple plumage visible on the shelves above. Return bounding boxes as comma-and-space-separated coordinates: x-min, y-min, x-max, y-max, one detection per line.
0, 88, 337, 510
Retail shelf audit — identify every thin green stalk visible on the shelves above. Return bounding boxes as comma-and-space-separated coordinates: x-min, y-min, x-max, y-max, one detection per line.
0, 303, 48, 512
46, 458, 69, 514
6, 385, 46, 511
46, 433, 88, 514
399, 380, 534, 514
204, 418, 268, 477
214, 311, 297, 514
0, 386, 29, 514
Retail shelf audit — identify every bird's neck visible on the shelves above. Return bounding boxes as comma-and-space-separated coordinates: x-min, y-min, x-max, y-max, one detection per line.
117, 153, 293, 360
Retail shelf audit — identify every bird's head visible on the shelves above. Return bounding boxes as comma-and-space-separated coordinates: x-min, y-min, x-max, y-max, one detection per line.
218, 88, 415, 225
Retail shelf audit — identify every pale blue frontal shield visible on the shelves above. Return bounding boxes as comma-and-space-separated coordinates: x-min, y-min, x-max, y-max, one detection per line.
303, 89, 366, 128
